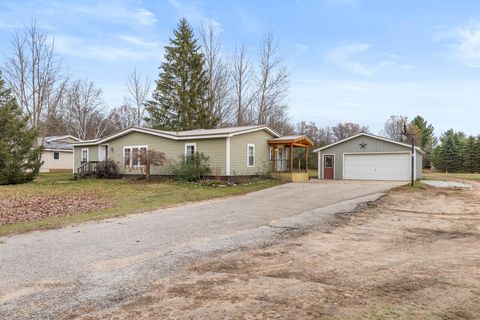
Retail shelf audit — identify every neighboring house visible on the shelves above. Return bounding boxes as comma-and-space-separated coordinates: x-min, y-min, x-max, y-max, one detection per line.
315, 133, 425, 181
40, 135, 82, 173
72, 125, 312, 181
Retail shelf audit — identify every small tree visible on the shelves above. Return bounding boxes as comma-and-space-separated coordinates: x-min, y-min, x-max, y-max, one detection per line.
135, 149, 167, 181
462, 136, 477, 173
0, 73, 42, 184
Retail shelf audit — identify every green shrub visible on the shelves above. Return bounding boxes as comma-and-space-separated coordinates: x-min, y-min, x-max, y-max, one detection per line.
171, 152, 211, 182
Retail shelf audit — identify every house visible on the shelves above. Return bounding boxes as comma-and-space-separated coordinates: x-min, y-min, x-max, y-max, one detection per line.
40, 135, 82, 173
72, 125, 313, 181
314, 133, 425, 181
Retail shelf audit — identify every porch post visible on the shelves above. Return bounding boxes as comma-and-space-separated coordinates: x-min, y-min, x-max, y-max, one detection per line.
306, 146, 309, 173
290, 144, 293, 173
272, 145, 276, 172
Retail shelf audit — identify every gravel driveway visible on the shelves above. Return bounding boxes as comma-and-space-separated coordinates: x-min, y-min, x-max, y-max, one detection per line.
0, 180, 402, 319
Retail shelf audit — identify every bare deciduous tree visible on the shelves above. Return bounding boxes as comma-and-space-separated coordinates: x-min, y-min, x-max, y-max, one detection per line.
124, 68, 150, 126
4, 20, 67, 132
255, 33, 289, 126
64, 80, 110, 140
135, 149, 167, 181
381, 115, 408, 141
331, 122, 369, 141
231, 44, 256, 126
109, 104, 138, 130
199, 22, 232, 126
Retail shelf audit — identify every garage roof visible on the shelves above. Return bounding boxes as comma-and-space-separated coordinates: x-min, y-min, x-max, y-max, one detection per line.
313, 133, 426, 155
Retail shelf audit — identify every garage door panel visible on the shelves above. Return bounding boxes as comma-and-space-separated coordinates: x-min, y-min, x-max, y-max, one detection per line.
344, 153, 410, 180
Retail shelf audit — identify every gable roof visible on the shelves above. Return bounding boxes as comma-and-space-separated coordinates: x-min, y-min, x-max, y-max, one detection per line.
73, 125, 280, 146
313, 132, 426, 154
268, 135, 314, 146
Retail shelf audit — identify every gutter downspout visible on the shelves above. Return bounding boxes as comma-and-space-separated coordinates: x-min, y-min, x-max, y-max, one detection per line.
226, 136, 231, 176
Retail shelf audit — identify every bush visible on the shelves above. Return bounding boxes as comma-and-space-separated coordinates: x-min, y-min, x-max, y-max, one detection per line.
96, 160, 120, 179
171, 152, 211, 182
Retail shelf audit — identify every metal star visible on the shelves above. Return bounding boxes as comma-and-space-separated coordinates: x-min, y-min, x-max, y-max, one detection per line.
359, 141, 367, 149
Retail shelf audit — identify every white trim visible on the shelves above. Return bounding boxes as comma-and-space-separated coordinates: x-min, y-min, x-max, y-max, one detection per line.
72, 147, 75, 173
81, 148, 89, 162
73, 126, 280, 147
184, 143, 197, 157
53, 151, 60, 160
322, 154, 335, 179
247, 143, 255, 167
226, 137, 231, 176
44, 148, 73, 153
123, 145, 148, 167
413, 150, 416, 181
342, 151, 411, 181
313, 132, 426, 155
46, 135, 82, 142
317, 151, 321, 179
98, 144, 109, 162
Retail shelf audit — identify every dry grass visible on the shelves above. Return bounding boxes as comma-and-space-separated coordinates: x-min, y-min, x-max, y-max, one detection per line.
0, 173, 279, 237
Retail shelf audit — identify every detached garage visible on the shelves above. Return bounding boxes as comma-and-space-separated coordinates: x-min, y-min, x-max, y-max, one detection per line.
315, 133, 425, 181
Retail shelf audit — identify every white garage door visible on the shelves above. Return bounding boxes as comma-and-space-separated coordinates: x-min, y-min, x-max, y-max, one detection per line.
344, 153, 410, 181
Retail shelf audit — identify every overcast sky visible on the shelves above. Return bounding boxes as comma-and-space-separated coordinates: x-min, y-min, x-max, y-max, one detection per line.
0, 0, 479, 136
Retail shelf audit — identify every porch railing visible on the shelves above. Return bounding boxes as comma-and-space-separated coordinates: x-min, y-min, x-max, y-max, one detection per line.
77, 161, 100, 180
271, 158, 307, 173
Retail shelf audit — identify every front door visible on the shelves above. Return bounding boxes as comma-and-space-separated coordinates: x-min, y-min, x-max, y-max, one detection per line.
323, 155, 334, 179
99, 145, 108, 161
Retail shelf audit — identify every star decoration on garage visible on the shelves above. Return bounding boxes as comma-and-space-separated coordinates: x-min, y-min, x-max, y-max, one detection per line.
359, 141, 367, 149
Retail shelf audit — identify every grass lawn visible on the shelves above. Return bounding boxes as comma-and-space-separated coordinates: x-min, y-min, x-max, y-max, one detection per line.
0, 173, 280, 237
423, 170, 480, 182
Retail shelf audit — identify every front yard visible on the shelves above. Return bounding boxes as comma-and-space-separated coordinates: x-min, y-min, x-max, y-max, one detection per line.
84, 175, 480, 319
0, 173, 279, 237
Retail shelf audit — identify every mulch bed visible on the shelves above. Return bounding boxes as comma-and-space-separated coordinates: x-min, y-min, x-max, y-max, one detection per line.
0, 193, 111, 225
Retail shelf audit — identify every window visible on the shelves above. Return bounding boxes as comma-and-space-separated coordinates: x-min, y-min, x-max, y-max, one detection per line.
185, 143, 196, 158
247, 144, 255, 167
324, 155, 334, 168
81, 148, 89, 163
123, 146, 148, 167
53, 152, 60, 160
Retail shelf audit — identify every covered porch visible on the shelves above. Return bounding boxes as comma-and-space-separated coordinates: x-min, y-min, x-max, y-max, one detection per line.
267, 135, 314, 182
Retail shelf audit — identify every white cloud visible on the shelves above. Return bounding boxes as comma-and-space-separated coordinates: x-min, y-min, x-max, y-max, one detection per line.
436, 20, 480, 68
168, 0, 223, 31
131, 8, 158, 26
327, 42, 409, 76
295, 43, 309, 53
54, 35, 163, 61
327, 42, 376, 76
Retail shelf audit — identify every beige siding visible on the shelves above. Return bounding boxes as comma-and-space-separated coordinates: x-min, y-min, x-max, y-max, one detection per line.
230, 130, 274, 175
74, 132, 226, 175
74, 145, 98, 169
40, 150, 73, 173
319, 135, 412, 179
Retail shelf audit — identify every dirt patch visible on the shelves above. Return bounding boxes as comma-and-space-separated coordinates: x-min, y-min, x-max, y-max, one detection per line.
67, 180, 480, 319
0, 192, 111, 225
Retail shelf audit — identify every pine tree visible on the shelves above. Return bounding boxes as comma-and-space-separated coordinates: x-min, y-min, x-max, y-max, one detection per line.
462, 136, 477, 173
474, 136, 480, 173
146, 18, 216, 131
0, 73, 42, 184
438, 132, 462, 173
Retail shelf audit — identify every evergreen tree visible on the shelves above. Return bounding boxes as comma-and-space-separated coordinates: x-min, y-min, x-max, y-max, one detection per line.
462, 136, 477, 173
0, 73, 42, 184
474, 136, 480, 173
437, 131, 463, 173
146, 18, 216, 131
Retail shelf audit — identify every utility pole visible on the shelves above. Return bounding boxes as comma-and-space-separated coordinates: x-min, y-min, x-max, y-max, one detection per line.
403, 124, 415, 187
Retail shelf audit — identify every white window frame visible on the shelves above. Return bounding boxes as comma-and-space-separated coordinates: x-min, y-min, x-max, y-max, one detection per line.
247, 144, 255, 167
123, 145, 148, 167
184, 143, 197, 157
53, 151, 60, 160
81, 148, 89, 163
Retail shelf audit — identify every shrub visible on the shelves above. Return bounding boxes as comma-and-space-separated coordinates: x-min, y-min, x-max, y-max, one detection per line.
171, 152, 211, 182
96, 160, 120, 179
